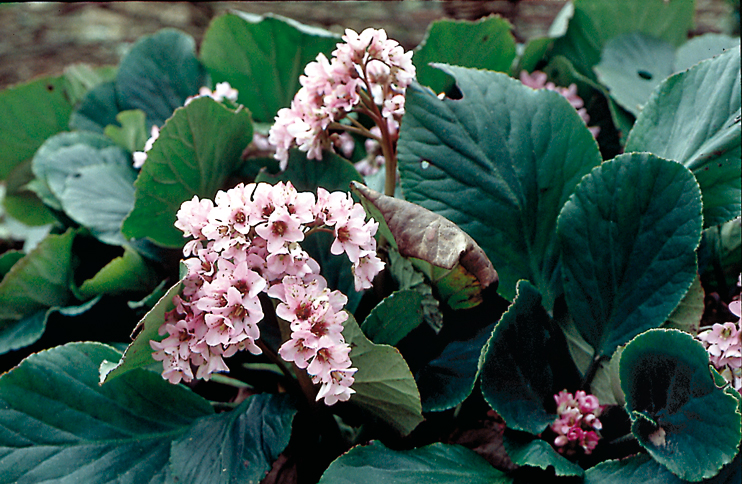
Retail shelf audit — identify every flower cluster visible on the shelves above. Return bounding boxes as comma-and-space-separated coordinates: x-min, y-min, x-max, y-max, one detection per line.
519, 70, 600, 138
133, 82, 239, 169
697, 279, 741, 391
151, 181, 384, 405
550, 390, 603, 456
269, 28, 415, 169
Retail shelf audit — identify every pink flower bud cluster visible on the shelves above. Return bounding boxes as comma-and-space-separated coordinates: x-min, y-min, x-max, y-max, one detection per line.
151, 181, 384, 405
519, 71, 600, 138
550, 390, 602, 456
697, 280, 741, 392
269, 28, 415, 169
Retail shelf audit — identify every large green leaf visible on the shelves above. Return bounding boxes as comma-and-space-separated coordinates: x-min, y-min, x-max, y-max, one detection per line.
416, 321, 494, 412
200, 12, 339, 123
0, 75, 74, 180
0, 229, 76, 354
398, 65, 601, 306
0, 342, 214, 484
620, 329, 742, 482
68, 81, 121, 133
255, 149, 365, 312
121, 96, 253, 248
361, 290, 424, 346
351, 182, 497, 310
478, 280, 556, 435
625, 48, 741, 227
318, 440, 511, 484
116, 29, 208, 127
343, 313, 423, 436
584, 453, 742, 484
414, 16, 517, 95
557, 153, 703, 358
170, 394, 296, 484
550, 0, 694, 80
76, 246, 158, 301
503, 430, 584, 477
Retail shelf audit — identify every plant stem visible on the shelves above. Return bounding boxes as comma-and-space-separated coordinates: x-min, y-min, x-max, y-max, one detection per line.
581, 354, 604, 390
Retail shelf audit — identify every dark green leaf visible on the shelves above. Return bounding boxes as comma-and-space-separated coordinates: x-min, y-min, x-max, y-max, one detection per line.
76, 246, 158, 300
62, 63, 117, 107
170, 394, 296, 484
2, 157, 56, 226
116, 29, 208, 127
0, 229, 76, 354
417, 321, 494, 412
557, 153, 703, 358
343, 313, 423, 436
0, 342, 213, 483
414, 16, 516, 94
478, 280, 556, 435
104, 109, 148, 153
0, 251, 23, 278
0, 75, 73, 180
200, 12, 339, 123
121, 96, 253, 248
68, 81, 120, 133
664, 274, 704, 334
361, 290, 424, 346
625, 48, 741, 227
585, 452, 742, 484
318, 440, 512, 484
398, 66, 601, 307
503, 430, 584, 477
620, 329, 742, 481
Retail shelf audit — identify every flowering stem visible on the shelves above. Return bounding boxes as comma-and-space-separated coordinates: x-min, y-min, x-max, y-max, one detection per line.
328, 121, 380, 141
581, 355, 605, 390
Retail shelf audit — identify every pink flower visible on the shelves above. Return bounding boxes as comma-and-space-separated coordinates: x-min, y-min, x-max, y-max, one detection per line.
550, 390, 602, 456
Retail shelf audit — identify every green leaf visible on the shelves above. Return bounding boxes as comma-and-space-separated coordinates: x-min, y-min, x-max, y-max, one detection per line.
478, 280, 556, 435
557, 153, 703, 358
0, 75, 73, 180
550, 0, 694, 80
62, 63, 117, 107
170, 394, 296, 484
0, 342, 213, 483
361, 290, 424, 346
121, 96, 253, 248
585, 452, 742, 484
200, 12, 340, 123
398, 65, 601, 307
2, 157, 56, 226
594, 32, 675, 117
343, 313, 423, 436
697, 218, 742, 288
116, 29, 208, 127
0, 251, 24, 278
503, 430, 584, 477
255, 148, 365, 312
620, 329, 742, 482
68, 80, 120, 133
591, 346, 625, 407
674, 33, 741, 72
0, 229, 76, 354
99, 280, 182, 384
387, 248, 443, 333
76, 246, 158, 300
103, 109, 148, 153
351, 181, 497, 310
318, 440, 512, 484
414, 16, 517, 95
625, 48, 741, 227
416, 321, 494, 412
664, 274, 704, 334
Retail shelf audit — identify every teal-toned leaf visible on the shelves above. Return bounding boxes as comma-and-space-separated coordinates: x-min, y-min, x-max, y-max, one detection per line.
99, 280, 182, 384
557, 153, 703, 358
585, 452, 742, 484
414, 16, 517, 95
625, 49, 741, 227
398, 65, 601, 307
674, 33, 740, 72
62, 63, 117, 107
478, 280, 556, 435
60, 163, 137, 246
0, 229, 76, 354
591, 346, 625, 407
0, 342, 213, 483
594, 32, 675, 116
200, 12, 339, 123
697, 218, 742, 288
318, 440, 512, 484
116, 29, 208, 127
104, 109, 148, 153
620, 329, 742, 482
361, 290, 424, 346
503, 430, 584, 477
416, 321, 494, 413
550, 0, 694, 80
170, 394, 296, 484
2, 157, 56, 226
343, 313, 423, 436
68, 81, 120, 133
0, 75, 73, 180
256, 149, 365, 312
121, 96, 253, 248
76, 246, 158, 300
351, 181, 497, 310
664, 274, 704, 334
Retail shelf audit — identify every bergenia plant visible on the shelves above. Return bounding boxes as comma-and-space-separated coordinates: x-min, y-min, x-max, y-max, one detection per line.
0, 2, 739, 483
